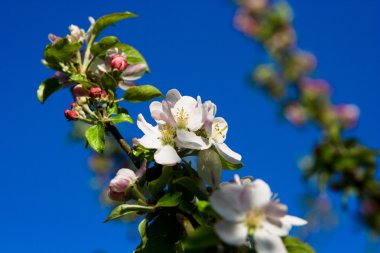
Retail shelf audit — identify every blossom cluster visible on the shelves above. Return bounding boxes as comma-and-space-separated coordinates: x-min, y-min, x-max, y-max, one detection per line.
234, 0, 380, 233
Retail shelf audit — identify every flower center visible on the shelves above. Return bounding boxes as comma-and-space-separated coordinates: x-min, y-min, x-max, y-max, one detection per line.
160, 124, 176, 146
212, 122, 227, 140
246, 210, 264, 230
175, 107, 189, 129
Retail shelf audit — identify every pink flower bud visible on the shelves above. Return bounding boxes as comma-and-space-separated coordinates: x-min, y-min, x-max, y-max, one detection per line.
111, 54, 128, 72
71, 84, 87, 101
48, 33, 61, 44
64, 109, 79, 121
300, 78, 331, 96
89, 87, 102, 98
70, 102, 76, 108
101, 90, 108, 99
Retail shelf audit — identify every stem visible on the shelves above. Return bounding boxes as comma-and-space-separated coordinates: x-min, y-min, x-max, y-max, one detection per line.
106, 123, 132, 155
114, 98, 125, 103
81, 35, 95, 74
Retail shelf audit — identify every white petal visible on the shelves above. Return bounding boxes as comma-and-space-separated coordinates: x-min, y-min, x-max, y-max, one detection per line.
254, 229, 287, 253
150, 101, 166, 124
240, 179, 272, 210
137, 114, 161, 137
162, 100, 177, 126
118, 81, 136, 90
214, 221, 248, 246
138, 134, 161, 149
261, 220, 290, 237
282, 215, 308, 226
187, 105, 204, 131
122, 63, 147, 81
210, 184, 246, 222
166, 89, 181, 105
175, 129, 210, 150
154, 145, 181, 166
215, 143, 242, 164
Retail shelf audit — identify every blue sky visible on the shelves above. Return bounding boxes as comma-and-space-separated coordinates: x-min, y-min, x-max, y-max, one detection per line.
0, 0, 379, 252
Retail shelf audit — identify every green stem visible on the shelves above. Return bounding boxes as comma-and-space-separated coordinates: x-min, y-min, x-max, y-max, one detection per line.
81, 35, 95, 74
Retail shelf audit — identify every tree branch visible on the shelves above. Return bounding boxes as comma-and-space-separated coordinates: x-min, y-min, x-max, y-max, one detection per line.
105, 123, 132, 155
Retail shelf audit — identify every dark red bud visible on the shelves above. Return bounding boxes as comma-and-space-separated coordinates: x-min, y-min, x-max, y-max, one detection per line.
89, 87, 102, 98
70, 102, 76, 108
64, 109, 79, 121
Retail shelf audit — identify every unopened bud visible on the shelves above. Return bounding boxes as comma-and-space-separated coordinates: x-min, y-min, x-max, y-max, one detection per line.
71, 84, 87, 100
64, 109, 79, 121
284, 103, 307, 126
89, 87, 102, 98
101, 90, 108, 99
70, 102, 76, 108
111, 54, 128, 72
334, 104, 360, 128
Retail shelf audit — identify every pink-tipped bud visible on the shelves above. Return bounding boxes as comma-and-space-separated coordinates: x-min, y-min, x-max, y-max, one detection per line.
64, 109, 79, 121
89, 87, 102, 98
111, 54, 128, 72
70, 102, 76, 108
107, 169, 137, 201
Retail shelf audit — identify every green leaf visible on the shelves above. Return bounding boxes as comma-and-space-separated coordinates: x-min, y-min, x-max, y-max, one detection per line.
104, 204, 153, 223
85, 124, 105, 153
37, 78, 62, 103
283, 237, 315, 253
173, 177, 208, 200
101, 72, 118, 91
92, 12, 138, 39
118, 43, 150, 72
44, 38, 81, 70
138, 218, 148, 247
183, 226, 219, 250
156, 192, 182, 207
123, 85, 163, 102
148, 166, 173, 196
91, 36, 120, 57
109, 113, 133, 124
108, 102, 118, 115
69, 74, 98, 88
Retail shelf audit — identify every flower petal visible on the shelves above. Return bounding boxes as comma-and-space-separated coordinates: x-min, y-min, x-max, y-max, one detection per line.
215, 143, 242, 164
175, 129, 210, 150
282, 215, 308, 226
254, 229, 287, 253
166, 89, 181, 105
210, 184, 246, 222
214, 221, 248, 246
240, 179, 272, 210
210, 117, 228, 143
137, 114, 161, 137
138, 134, 161, 149
150, 101, 166, 124
118, 81, 136, 90
154, 145, 181, 166
122, 63, 147, 81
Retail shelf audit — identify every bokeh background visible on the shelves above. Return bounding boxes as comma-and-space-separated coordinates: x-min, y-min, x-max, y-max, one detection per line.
0, 0, 379, 252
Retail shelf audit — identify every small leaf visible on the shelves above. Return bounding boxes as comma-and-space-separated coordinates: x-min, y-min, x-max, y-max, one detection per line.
283, 237, 315, 253
91, 36, 120, 57
156, 192, 182, 207
138, 218, 148, 247
109, 113, 133, 124
148, 166, 173, 196
85, 124, 105, 153
92, 12, 138, 39
37, 78, 62, 103
173, 177, 208, 200
44, 38, 82, 70
108, 102, 118, 115
183, 226, 220, 250
70, 74, 98, 88
104, 204, 153, 223
123, 85, 163, 102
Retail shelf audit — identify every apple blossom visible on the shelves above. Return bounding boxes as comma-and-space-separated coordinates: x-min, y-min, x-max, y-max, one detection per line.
67, 24, 85, 42
136, 114, 181, 166
89, 87, 102, 98
334, 104, 360, 129
110, 54, 128, 72
210, 175, 307, 252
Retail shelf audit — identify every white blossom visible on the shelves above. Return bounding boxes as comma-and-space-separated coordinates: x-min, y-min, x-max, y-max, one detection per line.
210, 175, 307, 252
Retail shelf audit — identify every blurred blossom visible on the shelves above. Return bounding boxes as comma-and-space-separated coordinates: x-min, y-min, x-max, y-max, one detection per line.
266, 27, 296, 52
300, 78, 331, 96
334, 104, 360, 129
244, 0, 268, 12
234, 8, 259, 36
284, 103, 308, 126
